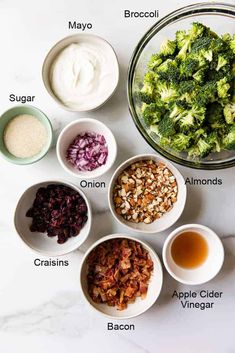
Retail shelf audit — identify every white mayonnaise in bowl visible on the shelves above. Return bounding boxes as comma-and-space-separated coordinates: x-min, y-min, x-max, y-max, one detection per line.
42, 34, 119, 112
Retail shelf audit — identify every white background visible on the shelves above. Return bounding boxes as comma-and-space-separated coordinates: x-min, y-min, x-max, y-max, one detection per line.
0, 0, 235, 352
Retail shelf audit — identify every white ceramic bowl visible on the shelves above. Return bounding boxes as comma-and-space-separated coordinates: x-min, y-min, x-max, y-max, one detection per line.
108, 154, 187, 233
162, 224, 224, 285
42, 34, 119, 112
80, 234, 163, 319
14, 180, 92, 256
57, 118, 117, 179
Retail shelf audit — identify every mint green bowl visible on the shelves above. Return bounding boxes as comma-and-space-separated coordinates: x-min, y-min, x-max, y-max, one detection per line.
0, 105, 53, 165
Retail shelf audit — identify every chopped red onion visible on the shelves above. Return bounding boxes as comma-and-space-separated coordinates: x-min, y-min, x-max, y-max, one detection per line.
66, 132, 108, 171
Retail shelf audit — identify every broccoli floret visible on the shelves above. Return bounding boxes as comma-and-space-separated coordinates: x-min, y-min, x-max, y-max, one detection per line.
193, 68, 206, 83
159, 136, 172, 149
201, 49, 213, 62
193, 128, 208, 142
178, 106, 206, 131
176, 30, 188, 49
188, 146, 201, 158
144, 71, 157, 85
136, 91, 154, 104
221, 33, 235, 54
179, 57, 199, 77
168, 102, 185, 122
217, 77, 230, 99
223, 103, 235, 124
176, 30, 191, 60
194, 81, 217, 106
197, 138, 213, 157
148, 54, 163, 70
210, 37, 227, 53
216, 55, 229, 71
206, 132, 222, 152
178, 80, 196, 95
157, 82, 178, 103
229, 34, 235, 54
157, 60, 180, 83
158, 114, 176, 137
178, 112, 194, 131
222, 126, 235, 149
160, 39, 176, 56
188, 22, 206, 40
191, 36, 212, 53
171, 133, 191, 151
142, 103, 165, 125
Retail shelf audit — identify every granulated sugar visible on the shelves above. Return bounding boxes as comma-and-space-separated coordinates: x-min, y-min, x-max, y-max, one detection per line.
4, 114, 48, 158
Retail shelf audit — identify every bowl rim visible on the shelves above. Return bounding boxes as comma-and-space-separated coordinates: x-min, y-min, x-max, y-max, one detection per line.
108, 154, 187, 233
127, 2, 235, 170
56, 117, 117, 179
162, 223, 225, 285
0, 104, 53, 165
14, 179, 92, 256
42, 33, 120, 112
79, 233, 163, 319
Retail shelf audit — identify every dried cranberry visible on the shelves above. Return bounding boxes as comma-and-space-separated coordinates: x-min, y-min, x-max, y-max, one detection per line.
26, 184, 88, 244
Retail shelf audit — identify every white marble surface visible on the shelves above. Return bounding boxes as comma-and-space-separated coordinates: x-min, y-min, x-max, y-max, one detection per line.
0, 0, 235, 352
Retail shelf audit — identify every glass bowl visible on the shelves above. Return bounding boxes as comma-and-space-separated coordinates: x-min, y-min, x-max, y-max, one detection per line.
128, 3, 235, 170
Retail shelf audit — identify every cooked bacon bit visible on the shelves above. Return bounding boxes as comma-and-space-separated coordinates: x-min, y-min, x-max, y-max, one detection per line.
86, 239, 154, 310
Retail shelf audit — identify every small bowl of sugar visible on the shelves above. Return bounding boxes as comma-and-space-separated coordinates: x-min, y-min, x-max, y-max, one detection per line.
0, 105, 53, 165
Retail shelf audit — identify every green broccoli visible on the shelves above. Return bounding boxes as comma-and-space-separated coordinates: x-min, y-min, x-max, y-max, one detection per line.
216, 55, 228, 71
193, 68, 206, 83
229, 34, 235, 54
193, 128, 208, 142
160, 39, 176, 56
217, 77, 230, 99
223, 103, 235, 124
206, 132, 222, 152
158, 114, 176, 137
171, 133, 191, 151
191, 36, 212, 53
188, 22, 206, 40
178, 112, 195, 131
179, 57, 199, 77
197, 138, 213, 157
169, 102, 186, 122
157, 82, 178, 103
194, 81, 217, 106
178, 80, 196, 95
222, 126, 235, 149
137, 22, 235, 159
178, 106, 206, 131
176, 30, 191, 60
201, 49, 213, 62
157, 60, 180, 83
148, 54, 163, 70
142, 103, 165, 125
136, 91, 154, 104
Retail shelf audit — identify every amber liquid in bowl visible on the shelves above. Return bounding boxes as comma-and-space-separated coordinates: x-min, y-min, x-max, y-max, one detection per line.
171, 231, 208, 269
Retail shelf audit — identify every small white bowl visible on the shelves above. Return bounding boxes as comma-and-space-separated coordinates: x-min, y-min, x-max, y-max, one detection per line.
80, 234, 163, 319
57, 118, 117, 179
42, 34, 119, 112
14, 180, 92, 256
162, 224, 224, 285
108, 154, 187, 234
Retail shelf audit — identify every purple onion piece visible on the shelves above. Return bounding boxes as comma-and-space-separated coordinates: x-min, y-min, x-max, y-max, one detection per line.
66, 132, 108, 171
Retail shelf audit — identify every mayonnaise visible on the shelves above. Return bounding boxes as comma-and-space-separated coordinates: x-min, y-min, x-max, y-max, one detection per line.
50, 41, 118, 111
